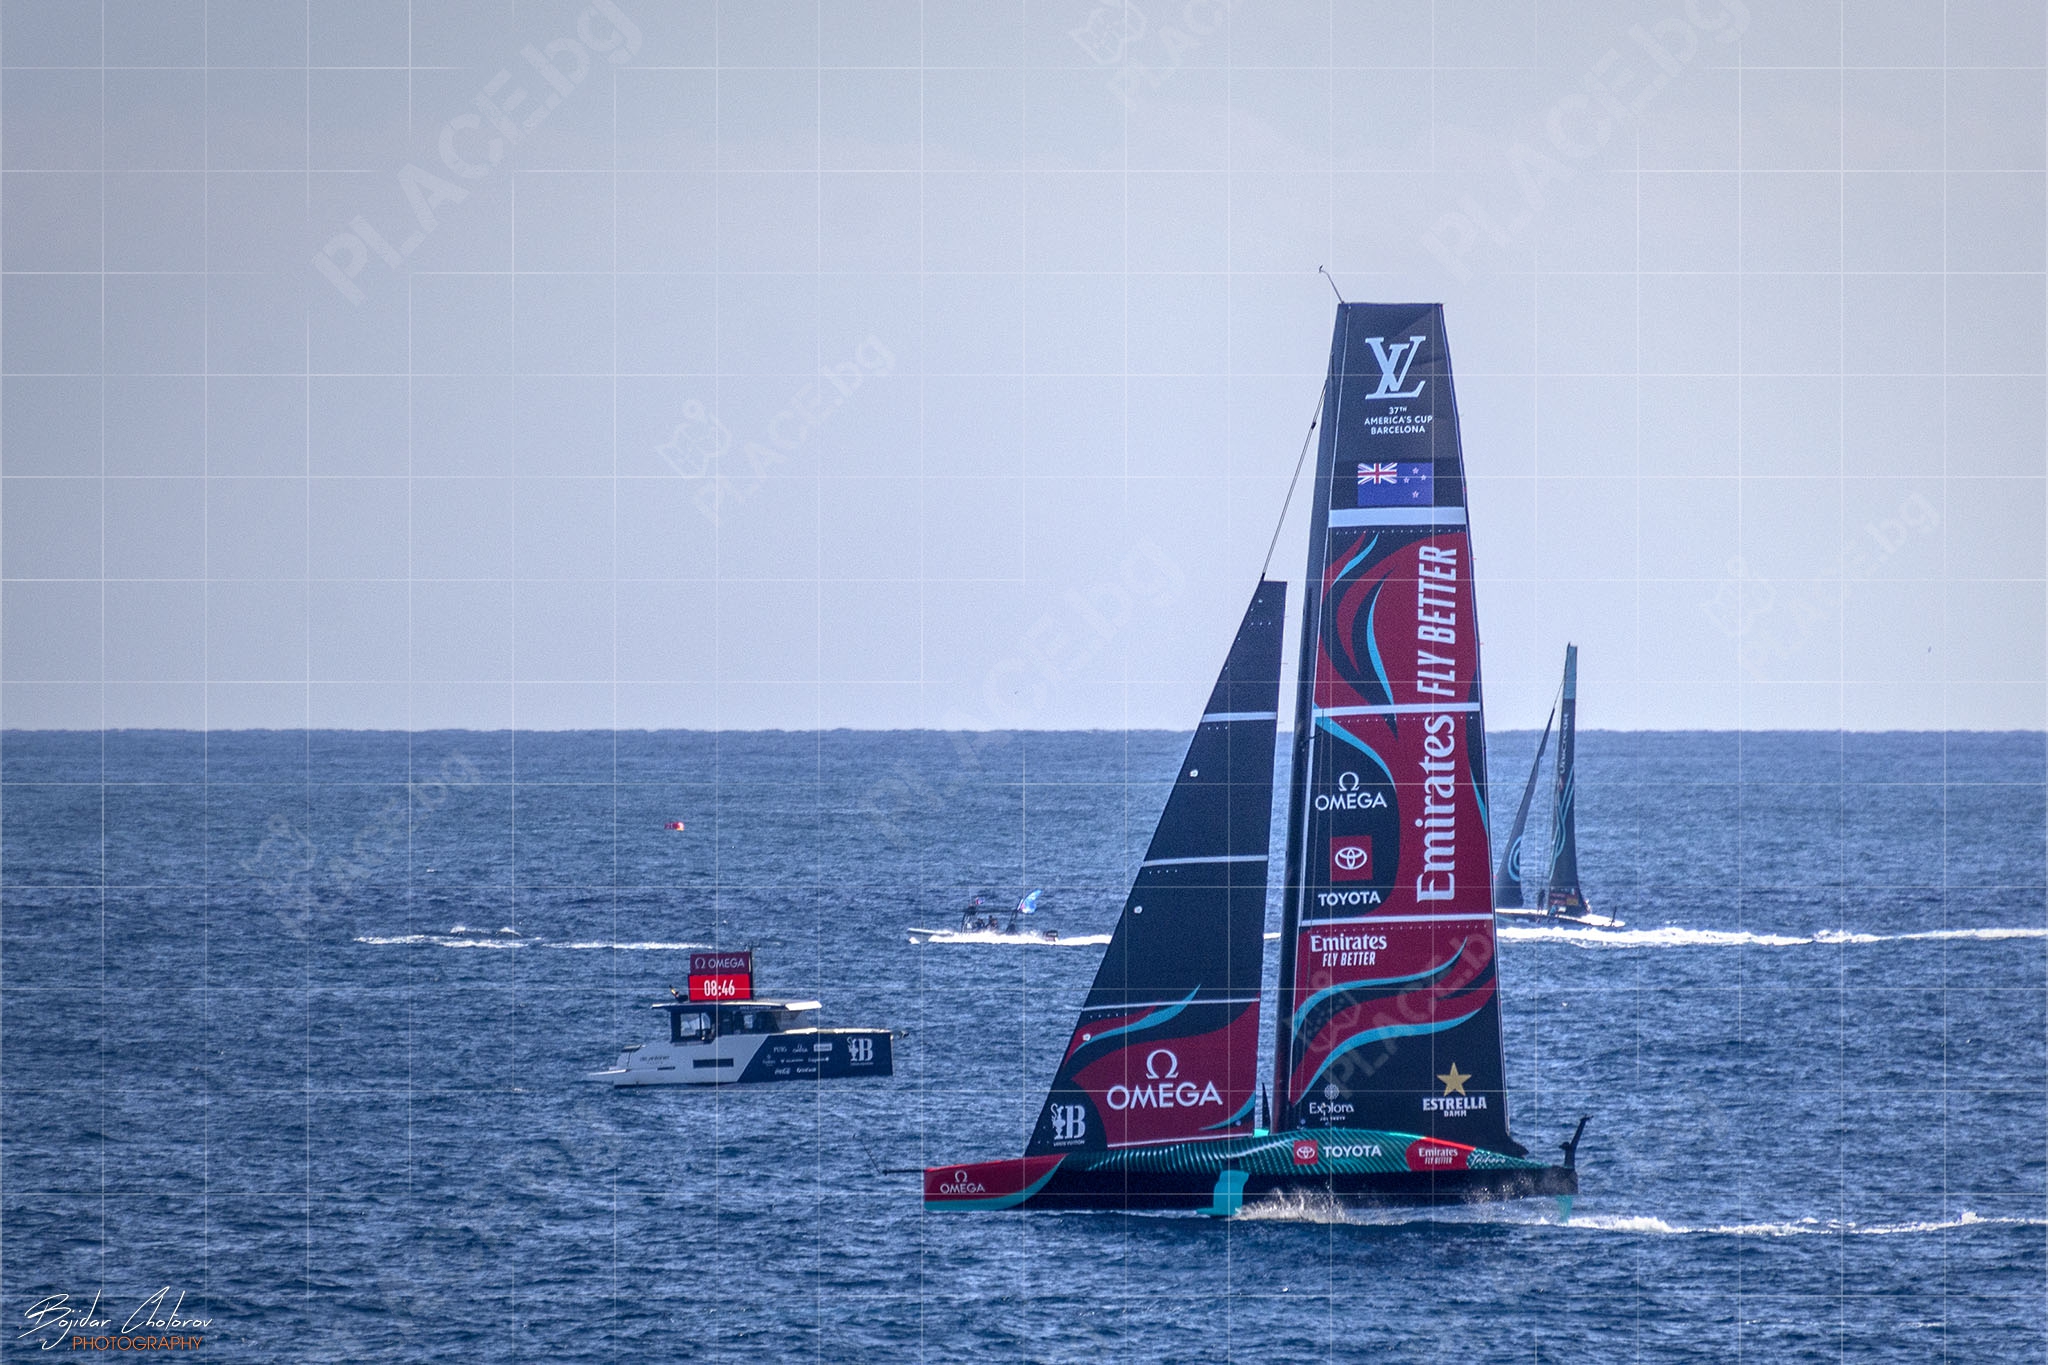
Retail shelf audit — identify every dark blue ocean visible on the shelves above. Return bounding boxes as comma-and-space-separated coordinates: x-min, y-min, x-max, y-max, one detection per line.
3, 728, 2043, 1362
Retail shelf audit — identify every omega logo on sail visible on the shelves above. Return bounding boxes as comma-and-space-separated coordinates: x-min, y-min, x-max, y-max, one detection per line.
1315, 769, 1388, 812
1103, 1048, 1224, 1112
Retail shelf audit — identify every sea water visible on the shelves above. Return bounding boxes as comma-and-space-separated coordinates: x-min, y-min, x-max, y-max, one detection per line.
1, 729, 2042, 1361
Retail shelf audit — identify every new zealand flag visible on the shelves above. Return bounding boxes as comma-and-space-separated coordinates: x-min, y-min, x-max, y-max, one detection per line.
1357, 462, 1434, 508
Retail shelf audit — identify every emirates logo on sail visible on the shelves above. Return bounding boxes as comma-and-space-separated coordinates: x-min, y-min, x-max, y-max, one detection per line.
1414, 543, 1465, 905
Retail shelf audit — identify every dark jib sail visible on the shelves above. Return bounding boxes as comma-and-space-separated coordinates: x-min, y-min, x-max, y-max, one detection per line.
1273, 303, 1520, 1155
1492, 705, 1555, 908
1025, 581, 1285, 1157
1544, 643, 1588, 913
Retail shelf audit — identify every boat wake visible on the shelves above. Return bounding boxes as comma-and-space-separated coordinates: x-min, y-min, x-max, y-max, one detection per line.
906, 930, 1112, 947
356, 930, 707, 951
1234, 1192, 1359, 1224
1497, 924, 2048, 950
1236, 1199, 2043, 1237
1563, 1210, 2048, 1238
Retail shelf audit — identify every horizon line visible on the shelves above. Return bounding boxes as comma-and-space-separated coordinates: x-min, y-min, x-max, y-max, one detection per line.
2, 725, 2043, 738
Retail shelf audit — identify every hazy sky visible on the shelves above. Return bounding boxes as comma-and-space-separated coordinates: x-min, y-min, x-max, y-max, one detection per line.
1, 0, 2043, 732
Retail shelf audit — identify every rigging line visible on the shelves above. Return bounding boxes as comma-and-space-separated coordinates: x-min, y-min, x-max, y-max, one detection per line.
1318, 264, 1346, 304
1259, 379, 1330, 580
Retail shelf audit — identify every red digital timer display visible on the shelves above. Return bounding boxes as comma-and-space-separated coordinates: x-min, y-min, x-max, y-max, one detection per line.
688, 973, 752, 1002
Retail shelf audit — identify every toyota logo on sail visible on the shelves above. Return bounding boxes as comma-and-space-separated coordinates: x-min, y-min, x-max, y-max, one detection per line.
1329, 835, 1374, 881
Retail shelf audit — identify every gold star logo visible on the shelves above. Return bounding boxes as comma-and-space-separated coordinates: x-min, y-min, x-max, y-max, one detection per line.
1437, 1063, 1470, 1097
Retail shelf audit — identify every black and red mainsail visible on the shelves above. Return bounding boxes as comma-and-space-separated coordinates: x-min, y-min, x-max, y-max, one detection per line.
1025, 581, 1285, 1157
1272, 303, 1519, 1155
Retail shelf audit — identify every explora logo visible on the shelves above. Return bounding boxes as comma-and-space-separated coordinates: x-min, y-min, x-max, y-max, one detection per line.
1050, 1104, 1087, 1143
1103, 1049, 1223, 1112
1308, 1080, 1355, 1120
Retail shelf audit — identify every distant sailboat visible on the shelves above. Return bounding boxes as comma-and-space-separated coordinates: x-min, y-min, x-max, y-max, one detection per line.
1494, 645, 1617, 926
1544, 645, 1591, 915
923, 304, 1584, 1214
1491, 704, 1554, 910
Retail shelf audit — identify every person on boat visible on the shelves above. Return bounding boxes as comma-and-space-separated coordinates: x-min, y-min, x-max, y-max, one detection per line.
959, 896, 986, 932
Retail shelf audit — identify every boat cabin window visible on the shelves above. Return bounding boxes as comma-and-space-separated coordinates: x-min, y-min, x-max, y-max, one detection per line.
669, 1010, 714, 1044
715, 1008, 784, 1036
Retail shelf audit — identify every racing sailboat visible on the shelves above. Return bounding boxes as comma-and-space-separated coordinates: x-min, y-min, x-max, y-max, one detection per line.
1491, 703, 1554, 910
1494, 645, 1618, 926
1542, 645, 1592, 916
924, 304, 1584, 1213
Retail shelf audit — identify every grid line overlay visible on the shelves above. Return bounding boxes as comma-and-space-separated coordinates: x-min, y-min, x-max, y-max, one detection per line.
0, 2, 2044, 1361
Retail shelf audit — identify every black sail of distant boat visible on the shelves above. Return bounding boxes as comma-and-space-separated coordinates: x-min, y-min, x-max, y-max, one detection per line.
1543, 643, 1588, 913
1024, 581, 1285, 1157
1272, 303, 1518, 1154
1492, 704, 1555, 909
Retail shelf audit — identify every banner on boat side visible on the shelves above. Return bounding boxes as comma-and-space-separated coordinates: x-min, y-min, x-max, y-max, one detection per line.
1275, 303, 1515, 1154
